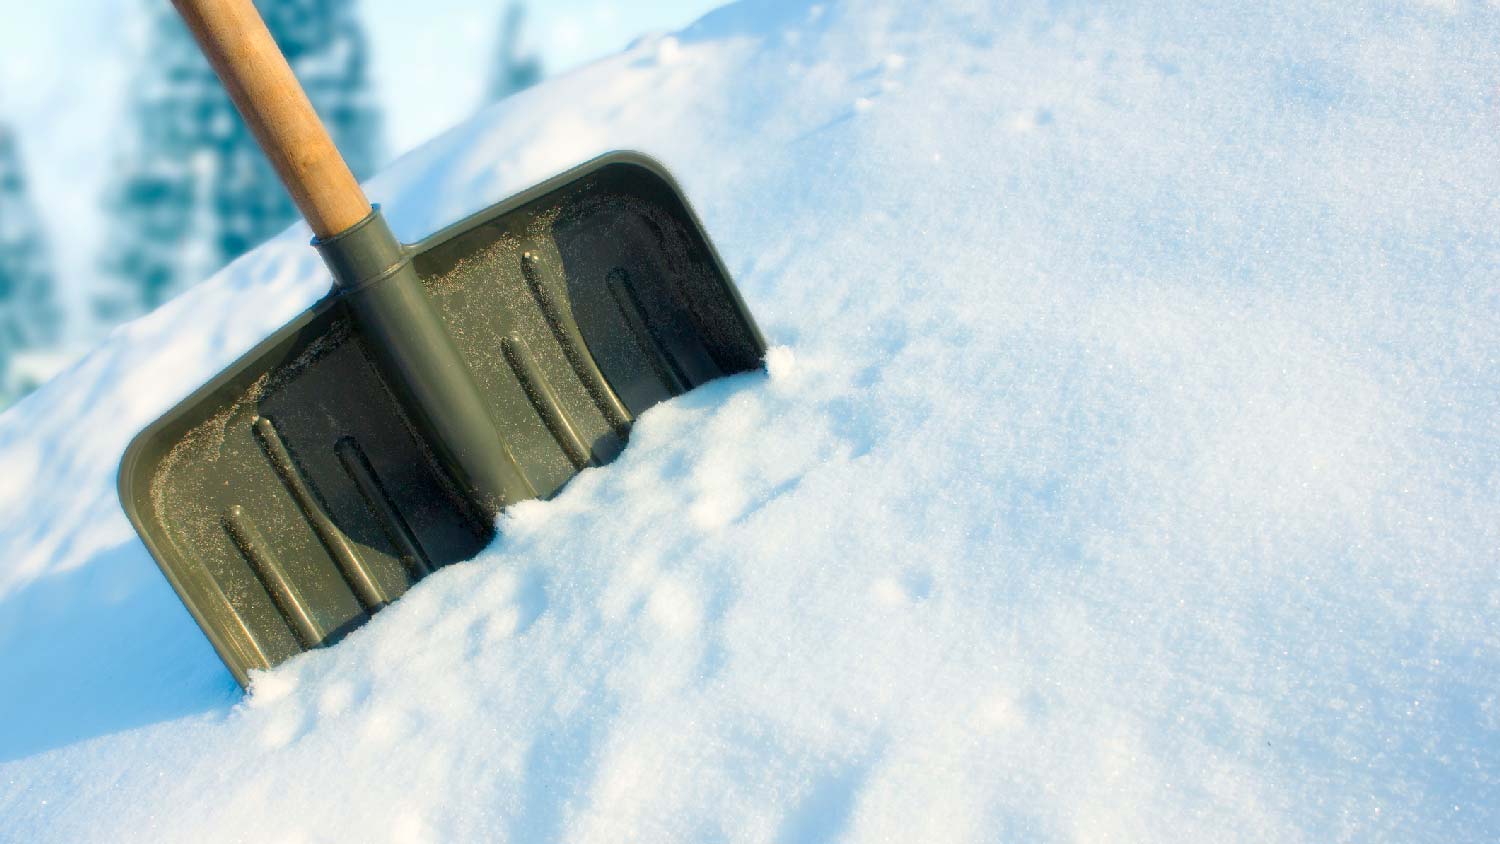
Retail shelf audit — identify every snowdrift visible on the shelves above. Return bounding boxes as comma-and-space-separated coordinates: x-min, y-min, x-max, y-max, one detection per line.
2, 0, 1497, 840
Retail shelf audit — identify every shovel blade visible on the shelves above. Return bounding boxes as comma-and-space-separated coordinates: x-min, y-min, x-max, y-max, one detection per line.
119, 154, 765, 687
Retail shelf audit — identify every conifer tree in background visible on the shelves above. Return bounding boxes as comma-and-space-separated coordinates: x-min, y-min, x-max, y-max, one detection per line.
0, 123, 63, 406
96, 0, 383, 321
487, 2, 543, 102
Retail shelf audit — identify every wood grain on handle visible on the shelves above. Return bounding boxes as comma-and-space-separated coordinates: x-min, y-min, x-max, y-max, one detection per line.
172, 0, 371, 239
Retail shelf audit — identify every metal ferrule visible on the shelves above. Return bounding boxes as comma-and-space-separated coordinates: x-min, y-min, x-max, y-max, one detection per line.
312, 205, 407, 290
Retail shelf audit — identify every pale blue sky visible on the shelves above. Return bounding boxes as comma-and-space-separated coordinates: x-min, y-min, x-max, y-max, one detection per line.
362, 0, 727, 154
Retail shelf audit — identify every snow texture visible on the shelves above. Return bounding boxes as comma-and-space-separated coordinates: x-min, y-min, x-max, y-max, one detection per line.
2, 0, 1498, 840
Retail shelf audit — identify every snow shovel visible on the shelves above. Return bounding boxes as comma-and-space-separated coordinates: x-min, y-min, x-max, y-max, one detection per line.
118, 0, 765, 688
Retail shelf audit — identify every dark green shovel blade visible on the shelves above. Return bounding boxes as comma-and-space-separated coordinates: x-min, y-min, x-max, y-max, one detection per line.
119, 153, 765, 687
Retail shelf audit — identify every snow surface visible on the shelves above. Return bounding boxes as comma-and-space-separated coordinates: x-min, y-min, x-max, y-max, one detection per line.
3, 0, 1499, 840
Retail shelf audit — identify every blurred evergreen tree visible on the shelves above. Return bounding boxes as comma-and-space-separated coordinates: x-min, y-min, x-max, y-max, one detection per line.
0, 123, 63, 406
487, 2, 543, 102
97, 0, 383, 320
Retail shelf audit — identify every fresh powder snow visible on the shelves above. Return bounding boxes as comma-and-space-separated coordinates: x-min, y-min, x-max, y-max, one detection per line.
1, 0, 1498, 841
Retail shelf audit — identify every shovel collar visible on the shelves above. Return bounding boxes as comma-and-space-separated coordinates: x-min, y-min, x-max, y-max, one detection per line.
312, 204, 410, 292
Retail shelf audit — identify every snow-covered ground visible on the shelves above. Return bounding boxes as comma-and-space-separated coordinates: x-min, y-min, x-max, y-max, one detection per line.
2, 0, 1498, 840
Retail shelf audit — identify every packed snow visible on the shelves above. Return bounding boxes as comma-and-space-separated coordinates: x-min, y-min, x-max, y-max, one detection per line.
2, 0, 1498, 841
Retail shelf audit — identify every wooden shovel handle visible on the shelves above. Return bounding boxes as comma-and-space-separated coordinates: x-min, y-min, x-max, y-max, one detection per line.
172, 0, 371, 239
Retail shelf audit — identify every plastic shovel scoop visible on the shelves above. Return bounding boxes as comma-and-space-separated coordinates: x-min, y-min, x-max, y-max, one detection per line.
119, 0, 765, 687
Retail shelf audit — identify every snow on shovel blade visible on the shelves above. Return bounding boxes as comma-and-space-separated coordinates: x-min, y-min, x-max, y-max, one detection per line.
119, 154, 765, 687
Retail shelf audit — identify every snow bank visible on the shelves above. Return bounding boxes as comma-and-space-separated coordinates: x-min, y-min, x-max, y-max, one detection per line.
2, 0, 1498, 840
